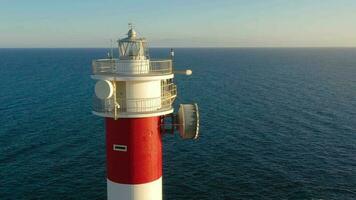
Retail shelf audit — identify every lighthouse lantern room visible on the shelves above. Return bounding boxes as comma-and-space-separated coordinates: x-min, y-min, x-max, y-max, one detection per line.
91, 25, 199, 200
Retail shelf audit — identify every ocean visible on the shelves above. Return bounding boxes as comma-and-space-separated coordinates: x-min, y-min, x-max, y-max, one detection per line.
1, 48, 356, 199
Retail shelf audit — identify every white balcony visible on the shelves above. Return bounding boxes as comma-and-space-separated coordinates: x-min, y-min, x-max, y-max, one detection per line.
92, 59, 172, 76
93, 83, 177, 118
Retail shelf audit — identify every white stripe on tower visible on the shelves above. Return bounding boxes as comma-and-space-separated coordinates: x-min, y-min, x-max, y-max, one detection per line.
107, 178, 162, 200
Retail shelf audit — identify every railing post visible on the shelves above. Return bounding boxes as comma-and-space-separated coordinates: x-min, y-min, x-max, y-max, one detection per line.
113, 81, 118, 120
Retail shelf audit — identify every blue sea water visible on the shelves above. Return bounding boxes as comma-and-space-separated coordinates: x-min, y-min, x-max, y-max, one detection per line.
0, 48, 356, 200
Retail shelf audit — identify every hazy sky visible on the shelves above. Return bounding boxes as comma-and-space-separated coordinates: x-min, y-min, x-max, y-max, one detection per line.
1, 0, 356, 47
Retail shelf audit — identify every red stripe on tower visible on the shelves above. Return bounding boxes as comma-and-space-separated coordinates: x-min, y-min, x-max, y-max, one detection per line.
106, 117, 162, 184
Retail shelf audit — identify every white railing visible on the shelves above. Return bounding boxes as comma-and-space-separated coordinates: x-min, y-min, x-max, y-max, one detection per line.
93, 83, 177, 118
92, 59, 172, 75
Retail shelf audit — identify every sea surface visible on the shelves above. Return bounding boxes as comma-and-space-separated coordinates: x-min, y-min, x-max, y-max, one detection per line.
1, 48, 356, 200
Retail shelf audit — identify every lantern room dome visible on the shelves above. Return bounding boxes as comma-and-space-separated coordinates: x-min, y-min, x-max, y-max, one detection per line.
118, 27, 148, 60
127, 28, 137, 38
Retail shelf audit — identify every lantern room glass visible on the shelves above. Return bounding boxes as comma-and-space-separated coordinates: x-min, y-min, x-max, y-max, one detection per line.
118, 39, 148, 60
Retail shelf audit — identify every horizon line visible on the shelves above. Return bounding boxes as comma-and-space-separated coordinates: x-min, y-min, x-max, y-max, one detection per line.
1, 46, 356, 49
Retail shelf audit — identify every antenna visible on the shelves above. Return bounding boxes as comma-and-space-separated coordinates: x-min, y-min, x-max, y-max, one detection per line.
128, 22, 134, 29
110, 39, 114, 59
107, 39, 114, 59
170, 48, 174, 61
170, 48, 175, 70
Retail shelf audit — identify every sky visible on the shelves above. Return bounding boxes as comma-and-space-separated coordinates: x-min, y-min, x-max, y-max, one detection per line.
0, 0, 356, 48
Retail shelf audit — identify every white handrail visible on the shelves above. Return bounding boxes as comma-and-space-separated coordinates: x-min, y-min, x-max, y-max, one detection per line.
92, 59, 172, 75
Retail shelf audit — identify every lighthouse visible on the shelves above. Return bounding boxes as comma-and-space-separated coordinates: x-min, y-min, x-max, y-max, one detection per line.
91, 26, 199, 200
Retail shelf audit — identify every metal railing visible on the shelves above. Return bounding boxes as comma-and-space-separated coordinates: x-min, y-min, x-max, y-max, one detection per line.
92, 59, 172, 75
93, 83, 177, 118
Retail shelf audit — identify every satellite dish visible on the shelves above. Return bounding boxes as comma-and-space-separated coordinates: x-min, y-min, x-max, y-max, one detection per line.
177, 103, 199, 139
95, 80, 114, 99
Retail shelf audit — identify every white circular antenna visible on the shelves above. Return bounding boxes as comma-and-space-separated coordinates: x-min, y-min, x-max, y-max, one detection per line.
95, 80, 114, 99
177, 103, 200, 140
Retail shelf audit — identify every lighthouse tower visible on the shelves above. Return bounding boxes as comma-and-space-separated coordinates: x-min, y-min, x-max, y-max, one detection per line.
91, 26, 199, 200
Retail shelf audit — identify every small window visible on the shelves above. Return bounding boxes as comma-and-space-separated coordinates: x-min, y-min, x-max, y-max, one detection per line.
113, 144, 127, 152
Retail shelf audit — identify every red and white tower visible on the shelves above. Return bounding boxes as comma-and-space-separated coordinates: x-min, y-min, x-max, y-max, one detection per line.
91, 26, 199, 200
